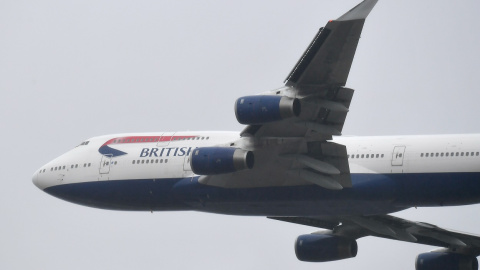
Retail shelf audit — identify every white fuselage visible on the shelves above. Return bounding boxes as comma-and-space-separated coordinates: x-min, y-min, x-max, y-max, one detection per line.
34, 133, 480, 188
32, 133, 480, 215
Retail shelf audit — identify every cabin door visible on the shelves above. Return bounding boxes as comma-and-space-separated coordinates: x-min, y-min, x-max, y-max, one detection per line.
391, 146, 406, 166
99, 154, 112, 174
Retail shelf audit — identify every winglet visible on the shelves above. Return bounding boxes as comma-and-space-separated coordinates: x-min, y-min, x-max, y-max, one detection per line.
337, 0, 378, 21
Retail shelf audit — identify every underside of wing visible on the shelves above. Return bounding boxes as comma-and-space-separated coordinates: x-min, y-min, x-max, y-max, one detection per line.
285, 0, 377, 88
270, 215, 480, 256
244, 0, 378, 140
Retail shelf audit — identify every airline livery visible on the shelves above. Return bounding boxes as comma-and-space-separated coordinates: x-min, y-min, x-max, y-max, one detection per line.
33, 1, 480, 269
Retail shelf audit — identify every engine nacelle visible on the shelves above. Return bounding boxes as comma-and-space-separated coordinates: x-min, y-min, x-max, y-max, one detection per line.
295, 234, 357, 262
190, 147, 254, 175
235, 95, 300, 125
416, 252, 478, 270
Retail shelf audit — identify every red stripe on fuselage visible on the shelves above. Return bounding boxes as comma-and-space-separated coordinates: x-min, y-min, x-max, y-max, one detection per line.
101, 136, 198, 147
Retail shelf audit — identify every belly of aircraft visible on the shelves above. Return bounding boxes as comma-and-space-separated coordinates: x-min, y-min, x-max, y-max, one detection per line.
43, 172, 480, 215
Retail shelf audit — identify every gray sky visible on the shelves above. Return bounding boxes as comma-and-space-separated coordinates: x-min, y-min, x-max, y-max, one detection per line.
2, 0, 480, 269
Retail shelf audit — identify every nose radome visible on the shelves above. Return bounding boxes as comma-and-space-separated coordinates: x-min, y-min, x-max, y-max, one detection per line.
32, 171, 40, 189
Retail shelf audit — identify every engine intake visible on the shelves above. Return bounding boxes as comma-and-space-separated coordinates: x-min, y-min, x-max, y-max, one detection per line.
190, 147, 254, 175
235, 95, 300, 125
295, 234, 357, 262
416, 252, 478, 270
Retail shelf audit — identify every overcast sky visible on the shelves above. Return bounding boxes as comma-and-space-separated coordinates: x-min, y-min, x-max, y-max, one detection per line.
2, 0, 480, 269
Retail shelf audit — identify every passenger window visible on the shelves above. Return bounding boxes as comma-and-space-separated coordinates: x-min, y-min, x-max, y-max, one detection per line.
132, 160, 135, 164
165, 159, 168, 163
420, 153, 424, 157
477, 152, 479, 156
461, 152, 464, 156
361, 154, 364, 158
141, 160, 145, 164
146, 160, 149, 164
441, 153, 444, 157
456, 152, 459, 156
366, 154, 369, 158
435, 153, 439, 157
155, 159, 159, 163
381, 154, 384, 158
446, 153, 449, 157
137, 160, 140, 164
426, 153, 429, 157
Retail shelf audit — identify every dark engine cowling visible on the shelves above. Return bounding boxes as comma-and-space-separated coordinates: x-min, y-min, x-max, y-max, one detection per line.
190, 147, 254, 175
416, 252, 478, 270
235, 95, 300, 125
295, 234, 358, 262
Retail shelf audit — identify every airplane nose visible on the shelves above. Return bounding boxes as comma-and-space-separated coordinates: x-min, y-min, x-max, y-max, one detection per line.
32, 171, 41, 189
32, 172, 39, 188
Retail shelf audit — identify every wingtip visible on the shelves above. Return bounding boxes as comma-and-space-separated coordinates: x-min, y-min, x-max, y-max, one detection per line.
336, 0, 379, 21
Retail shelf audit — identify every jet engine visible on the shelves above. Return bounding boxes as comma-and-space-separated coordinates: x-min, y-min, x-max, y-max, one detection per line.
416, 252, 478, 270
295, 234, 357, 262
235, 95, 300, 124
190, 147, 254, 175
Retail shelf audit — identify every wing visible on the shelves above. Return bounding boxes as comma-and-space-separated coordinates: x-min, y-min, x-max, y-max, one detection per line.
269, 215, 480, 256
285, 0, 378, 88
199, 0, 378, 189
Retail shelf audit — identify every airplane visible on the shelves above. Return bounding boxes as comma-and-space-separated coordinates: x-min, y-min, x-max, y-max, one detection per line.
32, 0, 480, 269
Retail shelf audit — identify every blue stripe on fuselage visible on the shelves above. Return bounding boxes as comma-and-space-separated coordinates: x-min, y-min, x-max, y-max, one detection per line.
44, 172, 480, 215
